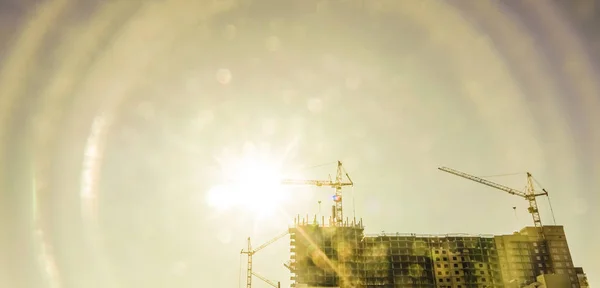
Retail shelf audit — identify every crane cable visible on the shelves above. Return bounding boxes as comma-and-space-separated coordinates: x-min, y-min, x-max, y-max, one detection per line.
532, 176, 558, 225
299, 161, 337, 171
288, 162, 337, 179
478, 172, 524, 178
477, 171, 558, 225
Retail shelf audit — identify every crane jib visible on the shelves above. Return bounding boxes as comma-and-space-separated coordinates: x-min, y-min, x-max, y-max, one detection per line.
437, 166, 552, 231
279, 160, 353, 227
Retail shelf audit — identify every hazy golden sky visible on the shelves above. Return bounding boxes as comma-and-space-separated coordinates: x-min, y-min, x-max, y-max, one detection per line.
0, 0, 598, 287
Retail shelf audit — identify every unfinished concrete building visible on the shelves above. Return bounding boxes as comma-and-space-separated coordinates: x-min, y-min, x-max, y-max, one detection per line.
496, 226, 584, 288
289, 216, 365, 287
288, 216, 585, 288
575, 267, 590, 288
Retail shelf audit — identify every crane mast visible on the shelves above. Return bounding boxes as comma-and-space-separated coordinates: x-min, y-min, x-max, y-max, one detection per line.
240, 231, 289, 288
525, 173, 545, 228
438, 167, 548, 228
281, 160, 353, 227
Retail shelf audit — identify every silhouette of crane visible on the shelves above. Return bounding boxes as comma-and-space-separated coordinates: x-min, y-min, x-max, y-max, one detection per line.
240, 231, 288, 288
281, 160, 353, 227
438, 166, 549, 228
438, 166, 556, 274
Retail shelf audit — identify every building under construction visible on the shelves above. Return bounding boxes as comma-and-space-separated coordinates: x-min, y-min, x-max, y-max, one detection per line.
288, 217, 589, 288
242, 162, 589, 288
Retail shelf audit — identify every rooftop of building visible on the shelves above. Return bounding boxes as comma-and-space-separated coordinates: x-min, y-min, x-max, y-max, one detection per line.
292, 216, 567, 240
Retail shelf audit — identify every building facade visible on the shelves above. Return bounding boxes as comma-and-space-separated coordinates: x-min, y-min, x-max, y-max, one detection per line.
575, 267, 589, 288
495, 226, 582, 287
289, 217, 585, 288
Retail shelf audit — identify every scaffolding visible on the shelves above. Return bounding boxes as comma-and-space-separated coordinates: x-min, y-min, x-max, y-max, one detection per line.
290, 218, 507, 288
289, 215, 364, 288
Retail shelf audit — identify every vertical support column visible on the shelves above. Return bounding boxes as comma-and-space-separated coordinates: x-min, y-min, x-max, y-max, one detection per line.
334, 186, 343, 227
246, 238, 252, 288
334, 161, 344, 227
525, 173, 543, 229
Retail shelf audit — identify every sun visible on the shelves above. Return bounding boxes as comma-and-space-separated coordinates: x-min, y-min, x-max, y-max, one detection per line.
206, 145, 290, 217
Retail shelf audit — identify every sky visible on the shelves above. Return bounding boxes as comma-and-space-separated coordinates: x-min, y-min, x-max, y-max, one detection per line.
0, 0, 599, 287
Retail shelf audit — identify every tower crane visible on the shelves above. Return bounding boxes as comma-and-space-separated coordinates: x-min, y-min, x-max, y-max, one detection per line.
281, 160, 353, 227
240, 231, 289, 288
438, 166, 549, 228
437, 166, 556, 274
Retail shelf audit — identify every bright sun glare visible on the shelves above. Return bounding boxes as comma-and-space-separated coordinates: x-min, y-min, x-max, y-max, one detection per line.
206, 150, 289, 217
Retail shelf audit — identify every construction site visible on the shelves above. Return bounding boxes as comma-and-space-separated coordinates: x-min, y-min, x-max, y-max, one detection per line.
241, 161, 590, 288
